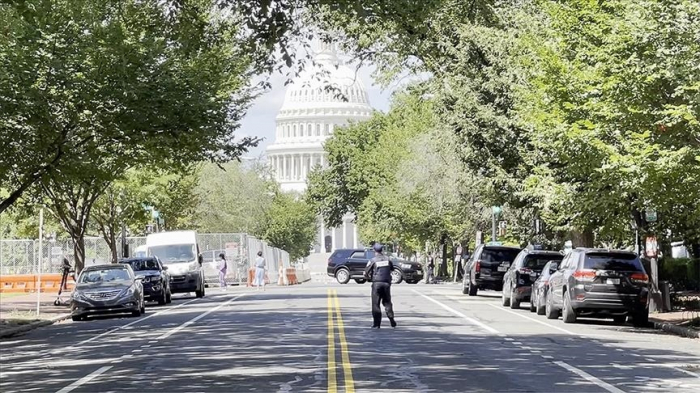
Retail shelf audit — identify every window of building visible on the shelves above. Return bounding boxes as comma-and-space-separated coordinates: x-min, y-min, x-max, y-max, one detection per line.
316, 124, 321, 136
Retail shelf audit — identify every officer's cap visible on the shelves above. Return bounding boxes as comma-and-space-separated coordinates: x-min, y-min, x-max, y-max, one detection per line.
373, 243, 384, 253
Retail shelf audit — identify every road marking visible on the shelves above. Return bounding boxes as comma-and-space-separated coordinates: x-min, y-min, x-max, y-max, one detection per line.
663, 364, 700, 379
332, 289, 355, 393
157, 294, 245, 340
69, 298, 200, 349
412, 290, 499, 334
55, 366, 113, 393
554, 361, 625, 393
327, 289, 338, 393
487, 304, 577, 336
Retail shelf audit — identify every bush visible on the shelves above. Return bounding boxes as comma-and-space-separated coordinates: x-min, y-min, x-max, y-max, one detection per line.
660, 258, 700, 292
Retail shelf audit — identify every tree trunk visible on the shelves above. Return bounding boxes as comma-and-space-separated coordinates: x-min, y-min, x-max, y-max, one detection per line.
439, 241, 448, 277
73, 234, 86, 274
571, 229, 594, 248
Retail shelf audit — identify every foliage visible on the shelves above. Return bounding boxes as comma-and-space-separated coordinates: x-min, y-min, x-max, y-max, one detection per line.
260, 192, 318, 261
0, 0, 259, 214
194, 161, 274, 234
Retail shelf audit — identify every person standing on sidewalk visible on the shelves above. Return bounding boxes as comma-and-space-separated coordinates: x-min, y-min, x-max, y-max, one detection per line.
254, 251, 266, 291
426, 253, 435, 284
218, 253, 228, 291
364, 243, 396, 329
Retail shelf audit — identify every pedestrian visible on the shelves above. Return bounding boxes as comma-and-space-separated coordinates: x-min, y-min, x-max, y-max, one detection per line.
254, 250, 266, 291
218, 252, 227, 290
364, 243, 397, 329
426, 253, 435, 284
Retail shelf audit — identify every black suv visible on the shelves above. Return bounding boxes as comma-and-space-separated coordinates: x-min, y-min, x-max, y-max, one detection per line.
327, 249, 423, 284
545, 248, 649, 326
501, 248, 564, 309
462, 245, 521, 295
119, 257, 172, 305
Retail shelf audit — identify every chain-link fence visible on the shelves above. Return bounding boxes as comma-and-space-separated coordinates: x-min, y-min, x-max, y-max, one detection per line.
0, 233, 291, 285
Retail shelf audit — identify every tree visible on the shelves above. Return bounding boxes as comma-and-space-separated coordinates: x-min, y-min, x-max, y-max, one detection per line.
260, 192, 318, 261
194, 161, 274, 233
0, 0, 259, 215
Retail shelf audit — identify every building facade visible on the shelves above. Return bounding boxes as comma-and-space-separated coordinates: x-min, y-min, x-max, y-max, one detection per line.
266, 43, 373, 253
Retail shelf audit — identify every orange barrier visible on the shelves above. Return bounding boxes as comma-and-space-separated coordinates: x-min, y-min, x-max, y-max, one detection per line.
285, 268, 298, 285
0, 274, 75, 293
246, 268, 270, 287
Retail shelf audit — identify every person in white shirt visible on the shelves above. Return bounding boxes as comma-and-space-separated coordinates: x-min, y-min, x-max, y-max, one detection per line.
218, 253, 227, 291
254, 251, 266, 291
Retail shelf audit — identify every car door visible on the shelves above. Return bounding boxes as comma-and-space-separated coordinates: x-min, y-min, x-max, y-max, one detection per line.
346, 250, 368, 276
467, 245, 483, 282
548, 254, 570, 307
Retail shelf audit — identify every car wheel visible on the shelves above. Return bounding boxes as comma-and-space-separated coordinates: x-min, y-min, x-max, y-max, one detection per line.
132, 307, 142, 317
391, 269, 403, 284
632, 310, 649, 327
158, 290, 167, 305
562, 292, 576, 323
536, 291, 546, 315
354, 279, 366, 284
71, 315, 84, 322
529, 299, 536, 313
613, 315, 627, 325
510, 288, 521, 309
501, 287, 511, 307
195, 285, 204, 298
468, 279, 478, 296
545, 291, 559, 320
335, 268, 351, 284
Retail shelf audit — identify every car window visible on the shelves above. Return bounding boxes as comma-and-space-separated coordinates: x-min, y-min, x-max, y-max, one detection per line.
584, 253, 645, 272
350, 251, 365, 259
512, 252, 526, 268
481, 248, 520, 263
80, 268, 131, 283
524, 254, 564, 271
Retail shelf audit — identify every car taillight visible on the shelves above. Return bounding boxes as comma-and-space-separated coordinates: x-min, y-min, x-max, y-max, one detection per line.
630, 273, 649, 284
475, 260, 481, 273
572, 269, 596, 282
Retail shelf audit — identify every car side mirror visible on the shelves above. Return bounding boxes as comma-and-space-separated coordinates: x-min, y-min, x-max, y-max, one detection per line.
135, 276, 144, 282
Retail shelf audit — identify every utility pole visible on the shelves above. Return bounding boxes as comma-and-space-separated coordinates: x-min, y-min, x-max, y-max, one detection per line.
491, 206, 502, 243
37, 207, 43, 316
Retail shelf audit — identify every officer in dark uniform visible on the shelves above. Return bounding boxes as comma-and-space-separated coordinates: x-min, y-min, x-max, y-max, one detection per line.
364, 243, 397, 329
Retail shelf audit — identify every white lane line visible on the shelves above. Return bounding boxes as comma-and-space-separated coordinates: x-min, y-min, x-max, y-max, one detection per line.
412, 290, 499, 334
55, 366, 113, 393
69, 298, 200, 349
157, 294, 245, 340
487, 304, 577, 336
554, 361, 625, 393
664, 365, 700, 379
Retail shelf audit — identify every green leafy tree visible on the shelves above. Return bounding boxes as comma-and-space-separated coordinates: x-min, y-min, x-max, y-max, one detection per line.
259, 192, 318, 261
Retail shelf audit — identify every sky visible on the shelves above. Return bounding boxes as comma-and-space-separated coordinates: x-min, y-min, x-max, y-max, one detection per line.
238, 63, 399, 159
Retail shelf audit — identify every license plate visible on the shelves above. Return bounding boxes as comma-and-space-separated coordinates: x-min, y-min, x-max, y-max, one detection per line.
497, 266, 508, 272
606, 278, 620, 285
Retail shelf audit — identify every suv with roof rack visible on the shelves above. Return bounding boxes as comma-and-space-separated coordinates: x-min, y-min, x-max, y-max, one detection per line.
544, 248, 649, 326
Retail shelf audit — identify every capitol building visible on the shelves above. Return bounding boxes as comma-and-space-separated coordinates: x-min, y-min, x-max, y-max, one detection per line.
266, 43, 373, 253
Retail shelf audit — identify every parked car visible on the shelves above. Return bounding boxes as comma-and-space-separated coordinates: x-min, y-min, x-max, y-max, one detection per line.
462, 245, 521, 296
544, 248, 649, 326
530, 260, 559, 315
70, 264, 145, 321
327, 248, 423, 284
120, 257, 171, 305
502, 248, 564, 309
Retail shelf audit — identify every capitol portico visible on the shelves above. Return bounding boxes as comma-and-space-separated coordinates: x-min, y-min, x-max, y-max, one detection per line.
266, 42, 373, 253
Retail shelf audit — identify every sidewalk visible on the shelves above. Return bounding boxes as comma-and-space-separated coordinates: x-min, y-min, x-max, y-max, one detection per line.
0, 292, 72, 337
649, 310, 700, 339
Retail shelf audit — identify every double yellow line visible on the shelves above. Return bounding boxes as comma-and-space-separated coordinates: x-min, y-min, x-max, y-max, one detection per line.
327, 289, 355, 393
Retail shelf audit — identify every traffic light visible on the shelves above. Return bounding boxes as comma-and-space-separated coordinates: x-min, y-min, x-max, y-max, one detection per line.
498, 221, 507, 236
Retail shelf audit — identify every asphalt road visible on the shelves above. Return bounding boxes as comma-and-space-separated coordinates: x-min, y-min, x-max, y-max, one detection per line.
1, 282, 699, 393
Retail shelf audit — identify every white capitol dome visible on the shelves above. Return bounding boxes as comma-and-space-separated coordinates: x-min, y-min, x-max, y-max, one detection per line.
266, 42, 373, 253
266, 43, 373, 193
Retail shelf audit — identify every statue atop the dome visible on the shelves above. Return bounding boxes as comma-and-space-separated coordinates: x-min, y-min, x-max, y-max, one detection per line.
312, 39, 340, 64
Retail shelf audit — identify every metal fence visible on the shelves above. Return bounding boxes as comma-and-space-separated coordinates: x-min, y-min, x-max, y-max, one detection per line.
0, 233, 290, 285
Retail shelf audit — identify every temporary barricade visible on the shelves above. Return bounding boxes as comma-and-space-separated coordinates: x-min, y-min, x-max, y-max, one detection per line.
0, 274, 75, 293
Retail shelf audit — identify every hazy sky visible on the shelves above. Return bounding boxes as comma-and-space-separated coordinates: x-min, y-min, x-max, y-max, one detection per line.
238, 63, 399, 159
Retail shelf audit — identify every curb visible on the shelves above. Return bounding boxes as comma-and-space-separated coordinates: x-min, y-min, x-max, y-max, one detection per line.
0, 313, 72, 339
650, 319, 700, 339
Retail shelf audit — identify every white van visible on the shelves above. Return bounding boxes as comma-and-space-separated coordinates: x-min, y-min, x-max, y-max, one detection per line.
146, 231, 205, 298
133, 245, 148, 258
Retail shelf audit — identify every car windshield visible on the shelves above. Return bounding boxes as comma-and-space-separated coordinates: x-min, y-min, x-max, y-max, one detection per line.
150, 244, 195, 263
524, 255, 564, 271
481, 248, 520, 263
80, 268, 131, 283
122, 259, 160, 271
584, 253, 645, 272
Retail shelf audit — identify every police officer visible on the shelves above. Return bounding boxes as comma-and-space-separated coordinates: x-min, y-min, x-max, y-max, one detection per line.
364, 243, 397, 329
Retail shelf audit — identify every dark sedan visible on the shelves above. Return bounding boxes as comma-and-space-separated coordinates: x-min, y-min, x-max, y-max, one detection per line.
120, 257, 172, 305
530, 260, 559, 315
71, 264, 145, 321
